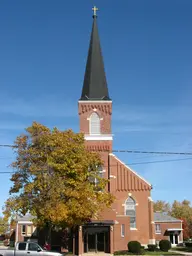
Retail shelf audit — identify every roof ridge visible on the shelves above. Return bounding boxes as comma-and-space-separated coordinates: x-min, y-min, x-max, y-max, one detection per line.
109, 153, 152, 187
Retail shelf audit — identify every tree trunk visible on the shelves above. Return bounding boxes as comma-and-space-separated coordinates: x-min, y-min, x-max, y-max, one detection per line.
45, 223, 52, 245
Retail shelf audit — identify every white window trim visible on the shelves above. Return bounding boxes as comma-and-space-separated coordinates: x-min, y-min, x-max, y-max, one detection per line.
155, 224, 161, 234
89, 112, 101, 135
21, 225, 26, 236
27, 225, 32, 236
124, 197, 136, 230
130, 228, 137, 231
121, 224, 125, 237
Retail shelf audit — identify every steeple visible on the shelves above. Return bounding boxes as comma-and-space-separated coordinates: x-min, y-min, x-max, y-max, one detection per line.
80, 7, 110, 101
78, 7, 113, 151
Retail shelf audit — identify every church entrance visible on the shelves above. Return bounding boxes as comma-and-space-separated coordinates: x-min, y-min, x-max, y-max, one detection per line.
83, 226, 110, 253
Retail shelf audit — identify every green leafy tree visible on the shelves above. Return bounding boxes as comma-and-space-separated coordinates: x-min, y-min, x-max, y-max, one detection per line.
0, 217, 8, 235
3, 122, 114, 241
171, 200, 192, 240
153, 200, 171, 212
171, 200, 192, 221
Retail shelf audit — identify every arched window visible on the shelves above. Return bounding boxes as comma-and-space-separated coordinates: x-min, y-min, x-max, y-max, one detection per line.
88, 165, 104, 191
125, 197, 136, 229
90, 112, 100, 135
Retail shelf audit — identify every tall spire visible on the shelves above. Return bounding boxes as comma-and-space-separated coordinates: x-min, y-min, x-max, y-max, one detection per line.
80, 7, 111, 101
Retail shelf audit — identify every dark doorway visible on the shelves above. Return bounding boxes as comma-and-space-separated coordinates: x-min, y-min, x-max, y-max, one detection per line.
88, 234, 96, 252
83, 226, 110, 253
97, 233, 104, 252
170, 234, 173, 244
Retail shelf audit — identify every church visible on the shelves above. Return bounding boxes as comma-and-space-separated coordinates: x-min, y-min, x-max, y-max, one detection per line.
11, 7, 184, 255
76, 7, 155, 255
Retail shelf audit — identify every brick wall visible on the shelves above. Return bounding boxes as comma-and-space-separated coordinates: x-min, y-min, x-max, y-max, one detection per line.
17, 223, 37, 242
155, 221, 183, 243
78, 102, 112, 135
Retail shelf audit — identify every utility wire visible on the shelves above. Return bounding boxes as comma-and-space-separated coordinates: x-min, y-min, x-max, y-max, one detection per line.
0, 156, 191, 174
0, 144, 192, 156
112, 149, 192, 155
0, 145, 15, 148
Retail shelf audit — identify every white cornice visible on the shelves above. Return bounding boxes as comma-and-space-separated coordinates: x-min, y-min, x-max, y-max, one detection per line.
84, 134, 113, 141
78, 100, 112, 103
18, 221, 33, 224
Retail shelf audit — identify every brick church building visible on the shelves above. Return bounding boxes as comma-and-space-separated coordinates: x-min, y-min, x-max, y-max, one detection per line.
76, 8, 155, 254
11, 7, 183, 255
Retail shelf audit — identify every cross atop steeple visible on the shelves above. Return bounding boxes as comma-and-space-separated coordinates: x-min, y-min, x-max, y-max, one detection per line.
92, 6, 98, 17
80, 6, 110, 101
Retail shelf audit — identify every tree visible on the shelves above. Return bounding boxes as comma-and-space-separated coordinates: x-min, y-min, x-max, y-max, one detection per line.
3, 122, 114, 240
171, 200, 192, 240
181, 218, 190, 240
154, 199, 192, 240
0, 217, 8, 235
153, 200, 171, 212
188, 218, 192, 238
171, 200, 192, 221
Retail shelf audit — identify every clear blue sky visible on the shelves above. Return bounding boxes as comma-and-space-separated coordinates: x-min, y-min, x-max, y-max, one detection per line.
0, 0, 192, 213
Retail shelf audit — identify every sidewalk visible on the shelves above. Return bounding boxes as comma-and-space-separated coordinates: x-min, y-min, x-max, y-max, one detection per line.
171, 250, 192, 255
0, 245, 8, 249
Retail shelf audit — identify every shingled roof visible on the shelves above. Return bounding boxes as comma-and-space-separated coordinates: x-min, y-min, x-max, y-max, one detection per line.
80, 14, 110, 101
154, 212, 182, 223
16, 213, 36, 222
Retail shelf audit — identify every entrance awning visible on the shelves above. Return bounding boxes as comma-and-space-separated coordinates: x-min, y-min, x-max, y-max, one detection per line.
164, 228, 182, 236
166, 228, 182, 231
84, 220, 115, 226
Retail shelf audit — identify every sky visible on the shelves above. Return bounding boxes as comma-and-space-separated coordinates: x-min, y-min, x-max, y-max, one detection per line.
0, 0, 192, 214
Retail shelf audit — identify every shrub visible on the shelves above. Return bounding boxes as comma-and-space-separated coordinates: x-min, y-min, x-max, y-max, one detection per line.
147, 244, 157, 251
159, 240, 171, 252
114, 251, 129, 255
128, 241, 141, 254
114, 251, 145, 255
185, 242, 192, 247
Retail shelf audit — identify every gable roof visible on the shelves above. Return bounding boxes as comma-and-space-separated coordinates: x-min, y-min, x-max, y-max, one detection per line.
15, 213, 36, 222
110, 153, 152, 191
154, 212, 182, 223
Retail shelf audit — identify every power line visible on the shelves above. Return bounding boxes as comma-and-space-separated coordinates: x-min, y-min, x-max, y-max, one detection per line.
127, 157, 192, 166
112, 149, 192, 155
0, 144, 192, 156
0, 145, 15, 148
0, 156, 191, 175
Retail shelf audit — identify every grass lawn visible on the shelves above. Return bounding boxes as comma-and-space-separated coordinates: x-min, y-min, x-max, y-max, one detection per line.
114, 249, 182, 255
145, 251, 181, 255
171, 246, 192, 253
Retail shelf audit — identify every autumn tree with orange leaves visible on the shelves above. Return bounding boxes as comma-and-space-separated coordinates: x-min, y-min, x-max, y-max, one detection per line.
3, 122, 114, 240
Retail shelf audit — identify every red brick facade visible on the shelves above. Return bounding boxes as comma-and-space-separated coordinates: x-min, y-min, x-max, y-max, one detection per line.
77, 99, 155, 254
78, 101, 113, 152
154, 220, 183, 246
16, 222, 37, 243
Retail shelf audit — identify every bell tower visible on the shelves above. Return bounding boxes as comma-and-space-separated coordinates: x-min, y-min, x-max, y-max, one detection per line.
78, 7, 112, 152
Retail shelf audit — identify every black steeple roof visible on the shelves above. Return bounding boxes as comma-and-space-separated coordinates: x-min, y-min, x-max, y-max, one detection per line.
80, 12, 111, 101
